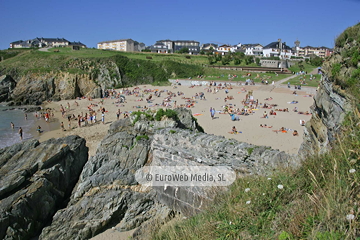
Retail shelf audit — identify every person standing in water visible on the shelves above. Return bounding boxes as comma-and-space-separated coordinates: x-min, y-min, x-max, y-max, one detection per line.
11, 122, 14, 129
19, 127, 23, 140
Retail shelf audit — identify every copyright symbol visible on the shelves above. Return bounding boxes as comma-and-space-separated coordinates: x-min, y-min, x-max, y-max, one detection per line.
146, 173, 153, 181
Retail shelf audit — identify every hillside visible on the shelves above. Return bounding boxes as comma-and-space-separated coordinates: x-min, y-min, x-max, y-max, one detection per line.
0, 49, 205, 104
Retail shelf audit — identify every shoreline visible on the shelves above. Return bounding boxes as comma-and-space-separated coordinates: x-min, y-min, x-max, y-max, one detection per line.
35, 83, 315, 157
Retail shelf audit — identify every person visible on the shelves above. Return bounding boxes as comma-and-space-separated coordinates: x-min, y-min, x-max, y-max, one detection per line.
10, 122, 14, 129
263, 111, 268, 118
101, 112, 105, 124
288, 82, 290, 88
24, 113, 28, 120
37, 125, 42, 134
19, 127, 23, 140
293, 130, 299, 136
231, 126, 238, 134
116, 109, 121, 120
61, 122, 65, 131
230, 113, 239, 121
210, 107, 215, 120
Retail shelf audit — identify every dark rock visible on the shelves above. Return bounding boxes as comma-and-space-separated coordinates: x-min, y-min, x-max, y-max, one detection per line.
0, 135, 88, 240
0, 75, 16, 102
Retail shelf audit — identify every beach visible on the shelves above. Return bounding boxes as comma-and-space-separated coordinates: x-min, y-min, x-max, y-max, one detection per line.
37, 81, 315, 157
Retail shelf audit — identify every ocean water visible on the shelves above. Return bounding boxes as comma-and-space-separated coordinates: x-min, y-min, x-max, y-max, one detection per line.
0, 106, 37, 149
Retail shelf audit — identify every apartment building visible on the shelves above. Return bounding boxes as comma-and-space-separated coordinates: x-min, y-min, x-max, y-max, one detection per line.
297, 46, 332, 58
97, 39, 135, 52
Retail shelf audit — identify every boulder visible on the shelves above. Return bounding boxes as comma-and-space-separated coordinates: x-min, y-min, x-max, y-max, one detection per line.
0, 136, 88, 240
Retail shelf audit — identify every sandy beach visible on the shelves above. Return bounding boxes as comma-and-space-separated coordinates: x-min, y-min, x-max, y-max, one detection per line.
37, 81, 314, 157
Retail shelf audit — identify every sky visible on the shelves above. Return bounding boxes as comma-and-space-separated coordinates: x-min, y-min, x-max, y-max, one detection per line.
0, 0, 359, 50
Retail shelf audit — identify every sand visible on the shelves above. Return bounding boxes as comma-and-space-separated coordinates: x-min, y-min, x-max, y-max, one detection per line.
37, 81, 314, 157
34, 81, 314, 239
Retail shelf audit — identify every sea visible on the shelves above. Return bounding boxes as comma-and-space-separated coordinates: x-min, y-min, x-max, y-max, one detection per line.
0, 105, 38, 148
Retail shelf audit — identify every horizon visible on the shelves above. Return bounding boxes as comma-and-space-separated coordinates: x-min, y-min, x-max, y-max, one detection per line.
0, 0, 359, 51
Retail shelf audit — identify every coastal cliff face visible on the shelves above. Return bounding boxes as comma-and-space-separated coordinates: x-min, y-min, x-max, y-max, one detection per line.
299, 31, 358, 157
1, 59, 121, 105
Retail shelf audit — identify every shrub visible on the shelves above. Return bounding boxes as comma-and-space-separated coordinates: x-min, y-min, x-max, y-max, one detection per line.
155, 108, 178, 121
135, 135, 149, 141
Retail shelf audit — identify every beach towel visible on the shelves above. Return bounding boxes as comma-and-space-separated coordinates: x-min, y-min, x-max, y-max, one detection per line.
193, 113, 202, 116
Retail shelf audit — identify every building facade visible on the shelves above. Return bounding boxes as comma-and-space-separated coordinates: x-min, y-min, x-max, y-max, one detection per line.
10, 38, 86, 48
242, 44, 263, 56
97, 39, 135, 52
262, 40, 294, 59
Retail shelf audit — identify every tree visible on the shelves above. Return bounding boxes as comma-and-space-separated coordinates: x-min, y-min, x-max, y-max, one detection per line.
310, 56, 323, 67
234, 58, 242, 65
208, 56, 216, 65
298, 60, 305, 72
244, 56, 254, 65
178, 47, 189, 54
255, 58, 261, 66
199, 50, 205, 55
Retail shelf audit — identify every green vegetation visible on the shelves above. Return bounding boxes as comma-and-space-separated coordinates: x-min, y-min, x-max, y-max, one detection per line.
135, 135, 149, 141
131, 111, 154, 124
169, 130, 177, 134
247, 147, 254, 155
282, 74, 321, 88
153, 114, 359, 239
155, 108, 178, 121
288, 62, 317, 74
335, 22, 360, 47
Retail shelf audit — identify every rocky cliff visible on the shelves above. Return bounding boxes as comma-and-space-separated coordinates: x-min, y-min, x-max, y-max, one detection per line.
299, 24, 359, 157
3, 59, 121, 105
0, 136, 88, 239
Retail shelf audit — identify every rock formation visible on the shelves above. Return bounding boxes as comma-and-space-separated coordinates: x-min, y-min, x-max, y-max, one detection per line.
36, 109, 294, 239
0, 136, 88, 240
0, 75, 16, 102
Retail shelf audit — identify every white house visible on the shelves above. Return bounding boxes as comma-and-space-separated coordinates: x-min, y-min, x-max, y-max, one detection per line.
242, 44, 263, 56
262, 40, 294, 59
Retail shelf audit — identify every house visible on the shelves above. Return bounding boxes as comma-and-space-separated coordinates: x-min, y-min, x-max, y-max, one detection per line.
216, 45, 233, 55
134, 41, 146, 52
69, 41, 87, 50
262, 39, 294, 59
173, 40, 200, 54
39, 38, 69, 47
97, 39, 135, 52
200, 43, 218, 52
10, 37, 87, 48
149, 40, 200, 54
149, 41, 169, 53
241, 43, 263, 56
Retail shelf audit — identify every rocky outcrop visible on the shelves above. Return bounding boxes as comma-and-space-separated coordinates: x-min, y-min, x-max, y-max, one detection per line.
0, 75, 16, 102
299, 36, 357, 157
2, 59, 121, 105
37, 108, 295, 239
299, 76, 352, 156
39, 117, 174, 240
0, 136, 88, 240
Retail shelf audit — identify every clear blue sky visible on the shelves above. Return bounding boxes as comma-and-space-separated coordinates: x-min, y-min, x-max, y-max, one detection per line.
0, 0, 359, 50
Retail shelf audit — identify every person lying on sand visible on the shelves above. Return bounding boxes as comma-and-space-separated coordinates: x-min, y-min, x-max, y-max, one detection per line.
260, 124, 273, 128
273, 127, 287, 133
293, 130, 299, 136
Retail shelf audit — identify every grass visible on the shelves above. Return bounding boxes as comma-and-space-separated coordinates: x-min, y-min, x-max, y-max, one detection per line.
282, 74, 321, 88
288, 62, 317, 74
152, 113, 360, 240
